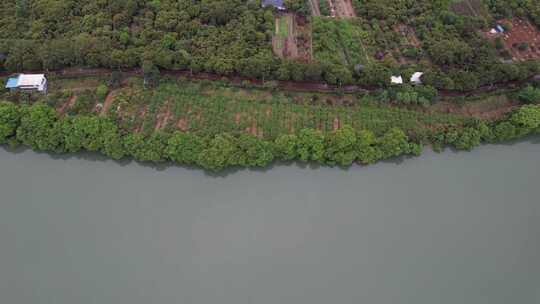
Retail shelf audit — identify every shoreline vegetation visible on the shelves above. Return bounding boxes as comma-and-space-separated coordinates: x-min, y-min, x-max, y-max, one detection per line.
1, 88, 540, 171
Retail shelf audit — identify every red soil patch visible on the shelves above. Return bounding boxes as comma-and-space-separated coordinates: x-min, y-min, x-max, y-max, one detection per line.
431, 100, 519, 121
134, 106, 148, 133
155, 103, 172, 131
308, 0, 321, 17
333, 116, 340, 131
57, 95, 77, 114
100, 90, 117, 116
272, 14, 312, 62
234, 112, 242, 125
176, 118, 188, 131
327, 0, 356, 18
485, 19, 540, 61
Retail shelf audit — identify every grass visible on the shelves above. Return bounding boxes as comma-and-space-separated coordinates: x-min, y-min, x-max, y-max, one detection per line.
276, 16, 289, 39
312, 17, 370, 66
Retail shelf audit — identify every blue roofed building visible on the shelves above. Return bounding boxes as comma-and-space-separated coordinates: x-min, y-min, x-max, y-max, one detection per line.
5, 76, 19, 89
262, 0, 285, 10
5, 74, 48, 93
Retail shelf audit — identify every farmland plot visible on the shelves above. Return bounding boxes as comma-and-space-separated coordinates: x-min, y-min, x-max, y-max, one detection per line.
312, 17, 371, 66
483, 18, 540, 61
272, 14, 312, 62
104, 81, 468, 139
326, 0, 356, 18
450, 0, 490, 19
499, 19, 540, 61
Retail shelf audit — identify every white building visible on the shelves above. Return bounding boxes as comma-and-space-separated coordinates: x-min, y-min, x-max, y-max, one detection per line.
391, 75, 403, 84
5, 74, 48, 93
410, 72, 424, 85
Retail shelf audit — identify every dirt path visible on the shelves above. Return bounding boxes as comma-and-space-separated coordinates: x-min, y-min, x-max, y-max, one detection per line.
155, 104, 172, 131
7, 67, 536, 99
308, 0, 321, 16
58, 95, 77, 114
100, 91, 116, 116
327, 0, 356, 18
285, 14, 299, 58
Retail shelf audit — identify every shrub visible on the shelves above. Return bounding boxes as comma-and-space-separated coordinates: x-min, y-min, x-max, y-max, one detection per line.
96, 84, 109, 100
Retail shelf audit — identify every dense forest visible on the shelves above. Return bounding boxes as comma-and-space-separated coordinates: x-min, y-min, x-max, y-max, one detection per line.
1, 0, 539, 90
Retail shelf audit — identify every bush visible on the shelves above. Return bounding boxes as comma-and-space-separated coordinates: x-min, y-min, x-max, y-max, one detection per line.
518, 86, 540, 104
96, 84, 109, 100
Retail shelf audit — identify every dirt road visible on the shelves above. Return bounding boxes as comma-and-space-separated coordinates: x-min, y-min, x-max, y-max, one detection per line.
3, 67, 536, 98
308, 0, 321, 16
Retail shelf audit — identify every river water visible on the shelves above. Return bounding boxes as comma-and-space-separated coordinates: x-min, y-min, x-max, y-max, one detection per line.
0, 139, 539, 304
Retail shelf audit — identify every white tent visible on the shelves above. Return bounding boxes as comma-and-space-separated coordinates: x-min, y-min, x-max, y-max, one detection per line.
391, 76, 403, 84
410, 72, 424, 84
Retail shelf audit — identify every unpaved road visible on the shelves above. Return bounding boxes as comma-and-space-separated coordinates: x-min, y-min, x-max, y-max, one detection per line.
308, 0, 321, 16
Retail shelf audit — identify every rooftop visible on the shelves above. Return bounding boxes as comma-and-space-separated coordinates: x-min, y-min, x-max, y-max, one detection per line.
17, 74, 46, 87
5, 76, 19, 89
262, 0, 285, 9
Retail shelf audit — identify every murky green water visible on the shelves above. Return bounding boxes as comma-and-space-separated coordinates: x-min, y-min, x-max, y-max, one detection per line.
0, 140, 539, 304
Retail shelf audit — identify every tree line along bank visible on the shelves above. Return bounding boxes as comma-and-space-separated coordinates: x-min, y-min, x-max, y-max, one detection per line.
1, 100, 540, 172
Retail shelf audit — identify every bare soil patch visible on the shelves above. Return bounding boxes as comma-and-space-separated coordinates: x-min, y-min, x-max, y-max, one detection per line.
450, 0, 489, 18
272, 14, 312, 62
327, 0, 356, 18
100, 90, 117, 116
308, 0, 321, 17
57, 95, 77, 114
499, 19, 540, 61
176, 118, 188, 131
155, 103, 172, 131
430, 97, 519, 121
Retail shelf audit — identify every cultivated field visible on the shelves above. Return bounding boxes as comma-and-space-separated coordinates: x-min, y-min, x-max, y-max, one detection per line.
499, 19, 540, 61
39, 77, 471, 139
450, 0, 490, 18
326, 0, 356, 18
312, 18, 371, 66
272, 14, 312, 62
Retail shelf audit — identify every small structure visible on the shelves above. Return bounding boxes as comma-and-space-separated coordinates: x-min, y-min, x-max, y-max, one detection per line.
495, 24, 505, 33
410, 72, 424, 85
375, 50, 386, 60
262, 0, 285, 10
5, 74, 47, 93
391, 75, 403, 85
354, 64, 365, 75
489, 28, 497, 34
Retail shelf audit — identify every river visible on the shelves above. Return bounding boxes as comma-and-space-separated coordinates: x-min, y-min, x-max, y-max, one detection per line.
0, 139, 539, 304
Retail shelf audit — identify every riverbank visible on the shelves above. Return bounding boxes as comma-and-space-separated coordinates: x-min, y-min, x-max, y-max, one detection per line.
1, 97, 540, 171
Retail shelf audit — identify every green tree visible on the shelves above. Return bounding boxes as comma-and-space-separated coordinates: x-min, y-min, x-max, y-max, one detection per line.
142, 61, 160, 87
274, 134, 298, 161
197, 134, 236, 171
453, 128, 481, 151
377, 128, 410, 159
16, 103, 59, 151
165, 131, 204, 164
325, 125, 357, 166
297, 128, 325, 162
124, 132, 168, 162
518, 86, 540, 104
232, 134, 274, 167
510, 105, 540, 130
356, 129, 382, 164
0, 102, 21, 144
